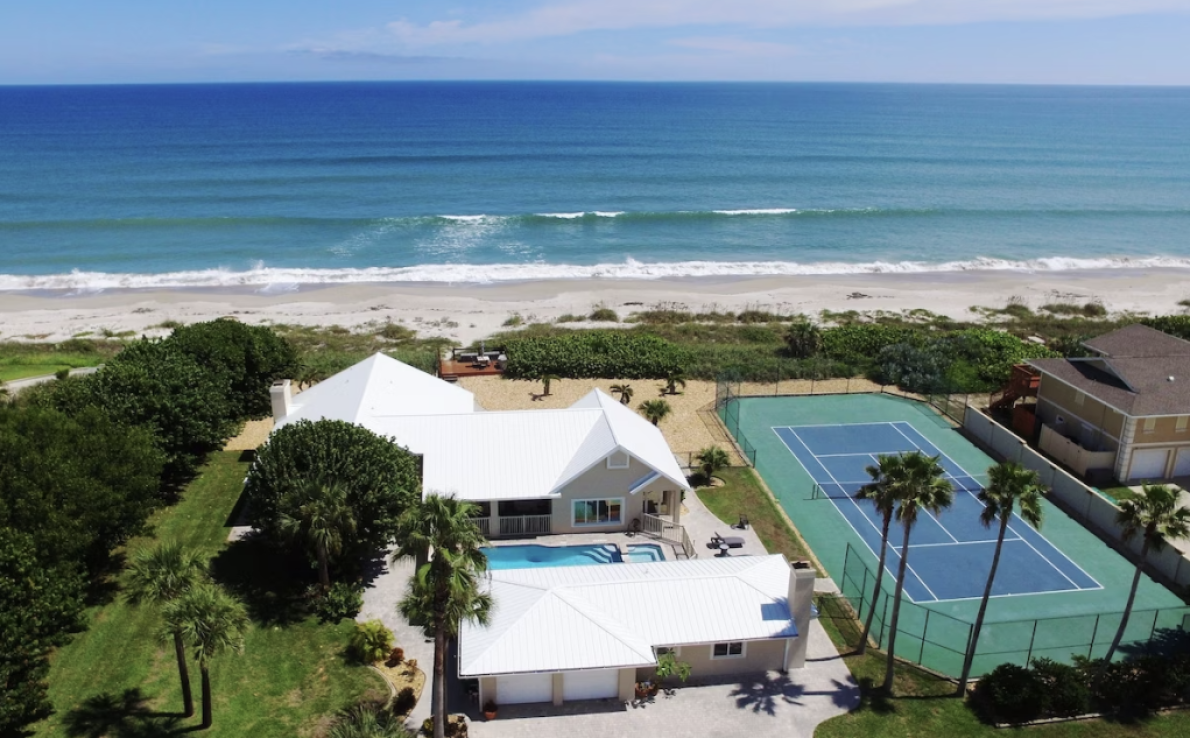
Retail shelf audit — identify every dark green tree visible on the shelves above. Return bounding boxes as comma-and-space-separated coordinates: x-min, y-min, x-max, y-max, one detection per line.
278, 479, 357, 589
956, 462, 1045, 694
126, 541, 208, 718
246, 419, 421, 563
785, 320, 823, 359
167, 319, 298, 419
162, 584, 248, 730
0, 528, 85, 734
0, 404, 164, 574
694, 446, 730, 483
37, 339, 236, 481
393, 496, 492, 738
639, 399, 672, 426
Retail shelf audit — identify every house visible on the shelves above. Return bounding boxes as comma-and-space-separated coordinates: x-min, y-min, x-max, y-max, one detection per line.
1026, 325, 1190, 482
269, 353, 691, 538
460, 555, 817, 706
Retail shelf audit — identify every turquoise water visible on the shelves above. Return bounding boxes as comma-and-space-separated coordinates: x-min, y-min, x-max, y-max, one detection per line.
482, 543, 666, 569
1, 82, 1189, 290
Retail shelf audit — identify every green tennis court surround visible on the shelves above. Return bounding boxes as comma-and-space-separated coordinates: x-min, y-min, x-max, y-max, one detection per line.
718, 390, 1189, 677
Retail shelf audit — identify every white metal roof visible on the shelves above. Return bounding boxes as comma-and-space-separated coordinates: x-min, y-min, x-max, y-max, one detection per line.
271, 356, 689, 500
275, 353, 477, 430
459, 555, 798, 677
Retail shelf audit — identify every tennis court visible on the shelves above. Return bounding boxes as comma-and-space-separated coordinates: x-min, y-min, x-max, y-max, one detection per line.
775, 421, 1100, 603
719, 391, 1190, 676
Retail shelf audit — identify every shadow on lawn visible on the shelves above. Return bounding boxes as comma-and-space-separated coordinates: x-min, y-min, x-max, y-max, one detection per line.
62, 688, 201, 738
209, 533, 311, 626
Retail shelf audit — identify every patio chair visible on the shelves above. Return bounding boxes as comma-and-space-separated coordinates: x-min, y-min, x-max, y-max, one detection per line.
736, 513, 750, 530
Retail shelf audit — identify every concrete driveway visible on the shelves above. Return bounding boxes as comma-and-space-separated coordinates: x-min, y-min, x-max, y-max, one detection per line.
465, 620, 859, 738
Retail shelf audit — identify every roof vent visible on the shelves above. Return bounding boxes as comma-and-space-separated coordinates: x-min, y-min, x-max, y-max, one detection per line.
1169, 376, 1176, 382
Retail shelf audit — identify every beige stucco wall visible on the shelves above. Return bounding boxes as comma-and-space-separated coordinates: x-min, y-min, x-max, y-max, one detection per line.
635, 639, 789, 681
1036, 375, 1126, 442
548, 454, 681, 534
1131, 416, 1190, 444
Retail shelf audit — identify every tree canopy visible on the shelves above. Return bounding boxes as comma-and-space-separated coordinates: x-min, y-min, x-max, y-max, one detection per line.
246, 419, 422, 564
167, 319, 298, 419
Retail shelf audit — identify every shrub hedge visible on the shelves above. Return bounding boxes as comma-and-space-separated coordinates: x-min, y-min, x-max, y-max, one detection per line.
504, 331, 689, 380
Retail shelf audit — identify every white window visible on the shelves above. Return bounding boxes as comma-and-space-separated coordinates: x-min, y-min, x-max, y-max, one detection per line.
711, 642, 746, 660
572, 498, 624, 526
1178, 417, 1188, 434
1075, 391, 1086, 406
606, 451, 629, 469
1143, 418, 1157, 435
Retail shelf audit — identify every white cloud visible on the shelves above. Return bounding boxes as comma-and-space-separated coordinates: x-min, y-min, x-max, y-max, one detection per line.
383, 0, 1190, 47
668, 36, 800, 57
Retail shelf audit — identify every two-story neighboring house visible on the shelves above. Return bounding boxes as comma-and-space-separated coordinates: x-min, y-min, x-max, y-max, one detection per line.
1027, 324, 1190, 483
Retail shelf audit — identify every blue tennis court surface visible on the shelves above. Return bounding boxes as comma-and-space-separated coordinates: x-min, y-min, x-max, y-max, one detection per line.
774, 421, 1101, 603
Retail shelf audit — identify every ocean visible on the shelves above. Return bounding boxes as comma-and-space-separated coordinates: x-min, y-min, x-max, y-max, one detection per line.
1, 82, 1188, 291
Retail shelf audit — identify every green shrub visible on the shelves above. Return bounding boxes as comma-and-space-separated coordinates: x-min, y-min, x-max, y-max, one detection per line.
502, 314, 523, 327
1142, 315, 1190, 341
1030, 658, 1089, 717
377, 322, 416, 342
503, 331, 689, 380
166, 319, 298, 419
55, 338, 97, 354
588, 307, 619, 322
328, 701, 410, 738
349, 619, 394, 663
313, 581, 364, 624
821, 325, 918, 368
246, 419, 421, 562
555, 314, 584, 323
976, 663, 1047, 724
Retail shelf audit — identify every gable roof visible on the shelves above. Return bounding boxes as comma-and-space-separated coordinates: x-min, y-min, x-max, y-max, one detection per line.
1030, 325, 1190, 417
459, 555, 797, 676
271, 357, 689, 500
276, 353, 477, 430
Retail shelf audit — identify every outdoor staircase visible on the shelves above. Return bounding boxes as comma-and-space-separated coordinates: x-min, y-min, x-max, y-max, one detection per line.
990, 363, 1041, 412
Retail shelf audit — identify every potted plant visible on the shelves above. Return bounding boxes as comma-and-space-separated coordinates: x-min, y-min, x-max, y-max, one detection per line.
653, 651, 692, 695
634, 680, 653, 700
482, 699, 498, 720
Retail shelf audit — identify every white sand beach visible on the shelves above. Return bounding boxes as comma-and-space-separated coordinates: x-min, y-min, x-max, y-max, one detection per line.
1, 269, 1187, 346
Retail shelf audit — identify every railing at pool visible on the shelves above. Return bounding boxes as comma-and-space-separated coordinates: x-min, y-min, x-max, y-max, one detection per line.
472, 515, 553, 538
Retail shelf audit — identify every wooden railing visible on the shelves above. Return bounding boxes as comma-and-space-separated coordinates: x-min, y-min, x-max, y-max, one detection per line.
498, 514, 552, 537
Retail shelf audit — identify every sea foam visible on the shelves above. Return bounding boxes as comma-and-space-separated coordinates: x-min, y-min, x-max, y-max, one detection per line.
3, 255, 1188, 292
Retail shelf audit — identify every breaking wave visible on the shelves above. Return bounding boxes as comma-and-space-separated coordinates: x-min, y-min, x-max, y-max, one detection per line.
4, 255, 1190, 292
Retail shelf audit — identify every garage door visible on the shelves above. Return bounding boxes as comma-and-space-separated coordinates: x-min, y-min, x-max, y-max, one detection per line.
1129, 449, 1169, 481
562, 669, 619, 701
1174, 449, 1190, 477
496, 673, 553, 705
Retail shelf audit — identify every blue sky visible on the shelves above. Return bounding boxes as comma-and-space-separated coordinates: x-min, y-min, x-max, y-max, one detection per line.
3, 1, 1190, 85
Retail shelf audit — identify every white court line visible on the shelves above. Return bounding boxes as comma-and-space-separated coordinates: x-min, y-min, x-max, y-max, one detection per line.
816, 450, 916, 458
774, 425, 941, 603
907, 538, 1021, 548
889, 421, 1102, 592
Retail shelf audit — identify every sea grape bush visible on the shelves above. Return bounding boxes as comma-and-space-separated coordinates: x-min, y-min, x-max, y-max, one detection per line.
504, 332, 689, 380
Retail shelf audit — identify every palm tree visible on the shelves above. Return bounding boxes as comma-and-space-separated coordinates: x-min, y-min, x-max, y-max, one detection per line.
785, 319, 823, 359
854, 454, 903, 657
1103, 483, 1190, 663
610, 383, 634, 405
278, 478, 356, 590
126, 541, 207, 717
539, 373, 560, 396
882, 452, 953, 693
639, 399, 672, 426
956, 462, 1045, 694
392, 495, 492, 738
695, 446, 730, 484
162, 583, 248, 729
660, 371, 687, 396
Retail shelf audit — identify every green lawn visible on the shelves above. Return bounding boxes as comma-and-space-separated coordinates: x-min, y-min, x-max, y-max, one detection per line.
34, 451, 385, 738
696, 467, 819, 572
698, 466, 1190, 737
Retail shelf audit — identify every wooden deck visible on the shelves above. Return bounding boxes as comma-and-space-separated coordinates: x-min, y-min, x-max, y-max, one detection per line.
439, 358, 504, 382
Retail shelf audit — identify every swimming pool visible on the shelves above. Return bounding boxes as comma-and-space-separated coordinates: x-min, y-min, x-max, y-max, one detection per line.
482, 543, 667, 570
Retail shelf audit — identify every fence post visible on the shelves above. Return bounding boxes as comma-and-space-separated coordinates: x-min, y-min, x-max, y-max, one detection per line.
1150, 610, 1160, 641
920, 610, 930, 663
858, 564, 870, 620
1089, 615, 1100, 658
1026, 620, 1039, 666
879, 590, 890, 647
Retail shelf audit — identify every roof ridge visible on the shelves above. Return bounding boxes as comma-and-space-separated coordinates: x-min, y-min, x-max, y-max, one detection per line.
550, 587, 657, 660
